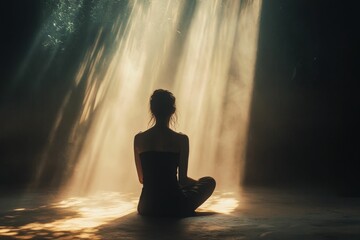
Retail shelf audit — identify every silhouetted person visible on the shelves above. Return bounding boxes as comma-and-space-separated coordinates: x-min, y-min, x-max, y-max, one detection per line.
134, 89, 216, 217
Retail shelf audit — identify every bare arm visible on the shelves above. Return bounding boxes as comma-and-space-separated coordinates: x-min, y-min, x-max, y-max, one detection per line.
134, 134, 143, 184
178, 134, 196, 186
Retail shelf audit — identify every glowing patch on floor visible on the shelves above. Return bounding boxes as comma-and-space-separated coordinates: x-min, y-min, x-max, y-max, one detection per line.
0, 192, 137, 239
0, 191, 240, 239
198, 191, 239, 214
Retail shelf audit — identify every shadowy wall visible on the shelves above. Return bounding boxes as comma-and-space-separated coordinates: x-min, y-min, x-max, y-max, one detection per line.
244, 0, 359, 195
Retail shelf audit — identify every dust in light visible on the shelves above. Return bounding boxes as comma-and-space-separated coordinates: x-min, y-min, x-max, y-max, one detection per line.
2, 0, 262, 239
53, 0, 263, 197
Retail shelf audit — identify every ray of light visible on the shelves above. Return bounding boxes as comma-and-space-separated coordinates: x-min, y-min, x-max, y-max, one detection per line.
63, 0, 187, 196
20, 0, 263, 198
59, 0, 262, 197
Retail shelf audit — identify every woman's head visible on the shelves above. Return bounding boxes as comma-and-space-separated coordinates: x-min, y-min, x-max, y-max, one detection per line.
150, 89, 176, 127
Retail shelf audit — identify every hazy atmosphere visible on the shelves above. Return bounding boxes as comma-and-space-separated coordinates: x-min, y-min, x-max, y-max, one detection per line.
0, 0, 359, 239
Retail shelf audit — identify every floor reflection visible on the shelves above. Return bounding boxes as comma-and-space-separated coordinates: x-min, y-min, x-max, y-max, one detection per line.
0, 192, 138, 239
198, 191, 239, 214
1, 190, 359, 239
0, 191, 238, 239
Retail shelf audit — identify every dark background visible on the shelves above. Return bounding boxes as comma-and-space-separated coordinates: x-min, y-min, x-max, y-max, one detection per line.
0, 1, 359, 195
244, 1, 359, 195
1, 1, 44, 189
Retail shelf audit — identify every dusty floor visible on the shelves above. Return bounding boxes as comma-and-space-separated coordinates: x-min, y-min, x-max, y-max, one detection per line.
0, 188, 359, 239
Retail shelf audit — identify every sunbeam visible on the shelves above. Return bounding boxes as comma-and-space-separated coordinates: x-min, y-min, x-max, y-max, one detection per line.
54, 0, 263, 197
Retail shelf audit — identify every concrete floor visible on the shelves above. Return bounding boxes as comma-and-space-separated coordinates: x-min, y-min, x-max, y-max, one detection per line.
0, 188, 359, 239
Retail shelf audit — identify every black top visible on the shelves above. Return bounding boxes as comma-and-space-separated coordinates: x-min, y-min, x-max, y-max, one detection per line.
140, 151, 179, 191
137, 151, 191, 217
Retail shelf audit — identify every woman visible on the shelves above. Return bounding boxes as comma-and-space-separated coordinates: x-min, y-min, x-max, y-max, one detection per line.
134, 89, 216, 217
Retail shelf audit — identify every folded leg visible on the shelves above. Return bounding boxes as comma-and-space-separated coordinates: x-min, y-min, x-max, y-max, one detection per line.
182, 176, 216, 211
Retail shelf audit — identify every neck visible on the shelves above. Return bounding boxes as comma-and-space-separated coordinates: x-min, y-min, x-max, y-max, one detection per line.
154, 119, 169, 129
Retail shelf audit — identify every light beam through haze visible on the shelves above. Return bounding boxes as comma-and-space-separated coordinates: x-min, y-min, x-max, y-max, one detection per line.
61, 0, 262, 197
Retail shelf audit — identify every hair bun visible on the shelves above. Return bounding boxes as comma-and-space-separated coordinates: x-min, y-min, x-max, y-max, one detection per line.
150, 89, 176, 120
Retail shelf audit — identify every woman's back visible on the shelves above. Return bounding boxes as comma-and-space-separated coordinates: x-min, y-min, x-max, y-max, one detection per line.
137, 151, 190, 216
135, 127, 184, 153
134, 89, 215, 217
140, 151, 179, 190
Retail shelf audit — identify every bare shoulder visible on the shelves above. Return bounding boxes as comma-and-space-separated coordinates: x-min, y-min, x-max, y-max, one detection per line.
134, 131, 144, 142
173, 131, 189, 143
134, 131, 144, 152
135, 131, 143, 137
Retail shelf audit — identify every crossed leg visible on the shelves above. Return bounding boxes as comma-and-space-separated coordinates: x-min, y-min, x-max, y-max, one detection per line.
181, 176, 216, 211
